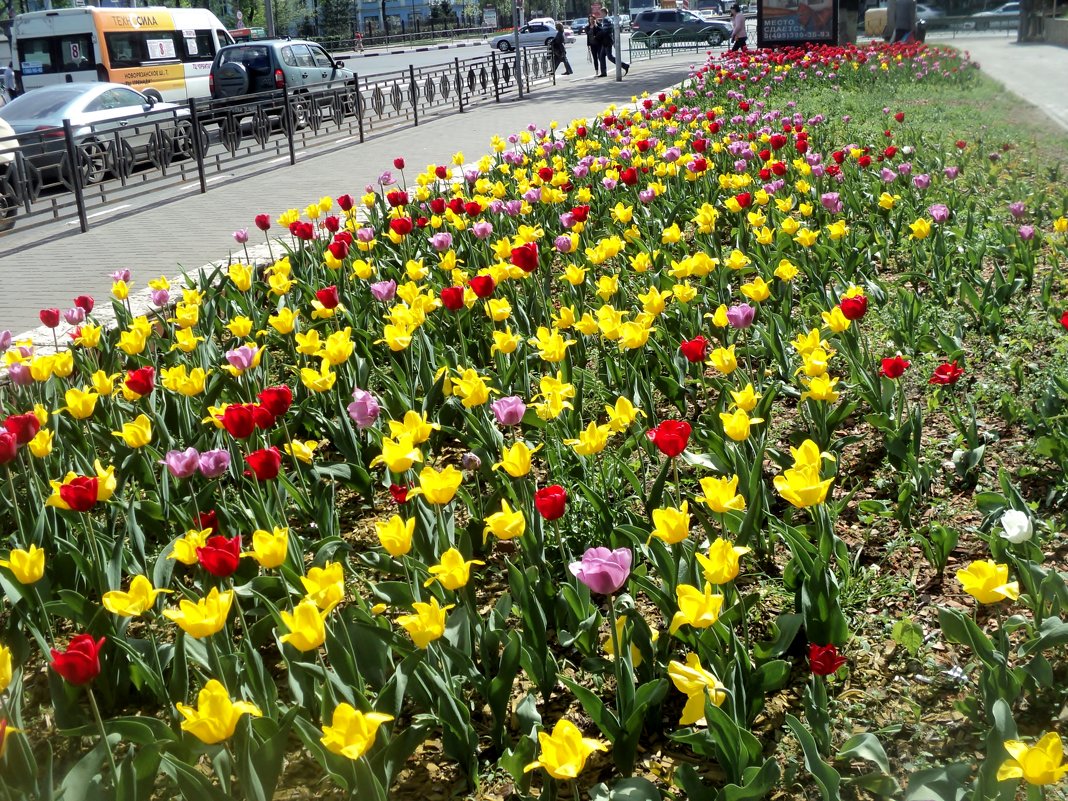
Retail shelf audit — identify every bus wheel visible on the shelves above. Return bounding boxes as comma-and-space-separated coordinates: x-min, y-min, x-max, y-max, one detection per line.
77, 139, 109, 185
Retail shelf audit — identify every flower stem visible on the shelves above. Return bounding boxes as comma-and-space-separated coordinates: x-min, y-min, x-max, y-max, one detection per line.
88, 687, 119, 788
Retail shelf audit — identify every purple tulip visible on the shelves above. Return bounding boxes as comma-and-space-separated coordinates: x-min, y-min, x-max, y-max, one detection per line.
554, 235, 574, 254
225, 345, 259, 371
110, 269, 132, 282
471, 221, 494, 239
430, 232, 453, 252
602, 177, 618, 191
820, 192, 843, 214
503, 200, 523, 217
198, 449, 231, 478
370, 280, 397, 303
151, 289, 170, 307
233, 228, 249, 244
912, 173, 931, 190
638, 189, 656, 204
63, 307, 86, 326
461, 451, 482, 472
491, 396, 526, 427
726, 303, 755, 329
161, 447, 201, 479
928, 204, 950, 223
356, 227, 376, 243
0, 330, 11, 352
944, 166, 959, 180
1009, 201, 1026, 219
377, 170, 396, 186
1019, 225, 1036, 241
348, 388, 380, 429
7, 363, 31, 385
569, 547, 632, 595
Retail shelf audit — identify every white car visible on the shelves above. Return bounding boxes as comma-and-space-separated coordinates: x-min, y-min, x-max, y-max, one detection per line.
491, 21, 558, 51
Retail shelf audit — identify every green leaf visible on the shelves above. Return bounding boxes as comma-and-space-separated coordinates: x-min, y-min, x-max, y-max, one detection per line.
588, 777, 662, 801
836, 732, 891, 775
891, 618, 924, 657
937, 607, 999, 666
754, 614, 803, 661
904, 762, 971, 801
721, 757, 781, 801
560, 675, 621, 740
785, 714, 840, 801
161, 754, 232, 801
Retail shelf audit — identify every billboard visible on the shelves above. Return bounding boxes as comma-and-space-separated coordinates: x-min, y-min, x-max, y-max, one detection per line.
757, 0, 838, 47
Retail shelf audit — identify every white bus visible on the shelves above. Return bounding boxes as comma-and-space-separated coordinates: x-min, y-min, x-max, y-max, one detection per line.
13, 6, 234, 101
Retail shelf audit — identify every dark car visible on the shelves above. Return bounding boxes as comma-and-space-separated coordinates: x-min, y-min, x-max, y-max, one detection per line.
631, 8, 731, 45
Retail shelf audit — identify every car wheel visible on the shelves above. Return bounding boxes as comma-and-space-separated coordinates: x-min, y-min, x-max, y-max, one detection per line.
77, 139, 109, 185
707, 30, 724, 45
545, 37, 555, 46
648, 31, 663, 48
290, 95, 310, 131
497, 40, 512, 52
0, 171, 16, 233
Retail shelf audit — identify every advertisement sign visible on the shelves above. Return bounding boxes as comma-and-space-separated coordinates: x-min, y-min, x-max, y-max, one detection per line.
757, 0, 838, 47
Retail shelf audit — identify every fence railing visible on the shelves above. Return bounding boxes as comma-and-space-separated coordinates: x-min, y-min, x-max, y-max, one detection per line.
628, 25, 735, 60
0, 49, 555, 248
315, 25, 498, 55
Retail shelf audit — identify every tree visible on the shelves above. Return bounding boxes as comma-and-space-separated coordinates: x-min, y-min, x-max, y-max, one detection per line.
430, 0, 455, 22
319, 0, 352, 37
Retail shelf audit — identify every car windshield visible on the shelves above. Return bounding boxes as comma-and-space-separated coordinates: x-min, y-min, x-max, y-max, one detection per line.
0, 86, 86, 119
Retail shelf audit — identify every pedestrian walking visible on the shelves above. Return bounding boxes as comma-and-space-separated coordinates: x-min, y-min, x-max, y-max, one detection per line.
586, 14, 602, 76
552, 22, 573, 75
730, 4, 748, 50
2, 63, 17, 103
596, 11, 629, 77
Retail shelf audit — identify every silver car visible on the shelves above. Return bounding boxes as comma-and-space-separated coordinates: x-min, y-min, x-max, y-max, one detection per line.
0, 82, 188, 185
491, 22, 558, 51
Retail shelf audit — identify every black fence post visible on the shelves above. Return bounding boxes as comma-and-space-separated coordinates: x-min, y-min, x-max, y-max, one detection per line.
61, 118, 89, 233
492, 50, 500, 102
283, 86, 297, 165
409, 64, 419, 126
354, 72, 365, 143
454, 57, 464, 112
188, 98, 208, 194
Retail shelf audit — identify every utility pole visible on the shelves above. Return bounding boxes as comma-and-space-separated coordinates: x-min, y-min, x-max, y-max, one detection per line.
612, 0, 621, 81
513, 0, 522, 97
264, 0, 276, 36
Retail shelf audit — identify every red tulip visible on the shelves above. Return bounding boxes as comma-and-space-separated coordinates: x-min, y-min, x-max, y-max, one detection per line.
4, 412, 41, 445
386, 190, 409, 208
389, 483, 412, 504
571, 205, 590, 222
337, 194, 354, 211
0, 432, 17, 465
537, 166, 554, 182
219, 404, 257, 439
1060, 310, 1068, 330
510, 242, 539, 273
929, 360, 964, 386
328, 240, 349, 260
257, 386, 293, 418
39, 308, 61, 328
254, 214, 271, 231
646, 420, 691, 458
245, 447, 282, 481
429, 198, 446, 215
197, 535, 242, 578
619, 167, 638, 186
252, 404, 276, 430
468, 276, 495, 299
440, 286, 465, 311
839, 295, 868, 321
679, 336, 709, 363
464, 201, 482, 217
316, 285, 340, 309
195, 509, 220, 535
393, 157, 406, 169
125, 367, 155, 397
534, 485, 567, 521
434, 165, 449, 179
734, 192, 752, 209
955, 140, 967, 150
50, 634, 105, 686
809, 643, 847, 676
389, 217, 413, 236
59, 476, 99, 512
323, 216, 340, 233
73, 295, 95, 314
894, 111, 905, 123
879, 356, 910, 379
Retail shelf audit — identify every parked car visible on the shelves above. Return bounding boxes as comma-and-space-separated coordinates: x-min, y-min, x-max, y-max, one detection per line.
571, 16, 591, 33
0, 117, 17, 232
968, 2, 1019, 29
915, 2, 946, 19
490, 22, 558, 51
973, 1, 1019, 14
631, 8, 731, 45
0, 83, 188, 186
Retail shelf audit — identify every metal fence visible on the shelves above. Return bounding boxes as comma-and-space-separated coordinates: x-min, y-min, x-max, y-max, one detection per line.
0, 49, 554, 244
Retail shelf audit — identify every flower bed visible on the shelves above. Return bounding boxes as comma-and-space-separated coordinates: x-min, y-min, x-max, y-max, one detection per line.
1, 40, 1067, 800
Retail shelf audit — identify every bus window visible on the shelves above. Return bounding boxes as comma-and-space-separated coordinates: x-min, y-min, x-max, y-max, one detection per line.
18, 37, 55, 74
144, 33, 180, 61
105, 32, 142, 68
182, 30, 216, 61
59, 34, 95, 71
217, 29, 235, 46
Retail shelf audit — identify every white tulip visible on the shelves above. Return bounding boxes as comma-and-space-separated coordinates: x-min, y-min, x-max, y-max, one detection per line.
999, 509, 1033, 544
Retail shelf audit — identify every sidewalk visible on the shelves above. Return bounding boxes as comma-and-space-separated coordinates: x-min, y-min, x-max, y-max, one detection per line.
945, 36, 1068, 131
336, 35, 489, 60
0, 53, 705, 340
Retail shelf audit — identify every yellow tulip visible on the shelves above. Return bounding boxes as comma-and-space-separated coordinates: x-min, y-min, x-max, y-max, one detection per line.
176, 679, 262, 744
523, 719, 608, 780
821, 306, 851, 333
279, 599, 328, 652
668, 653, 727, 725
228, 262, 253, 291
909, 218, 932, 240
321, 704, 394, 761
169, 528, 212, 565
301, 562, 345, 613
708, 345, 738, 375
565, 421, 613, 457
494, 441, 541, 478
452, 368, 494, 407
669, 582, 725, 634
369, 436, 424, 473
410, 464, 463, 505
696, 475, 746, 514
300, 361, 337, 393
997, 733, 1067, 786
102, 576, 171, 617
318, 328, 355, 367
62, 388, 99, 420
28, 429, 54, 458
112, 414, 153, 449
956, 560, 1020, 605
483, 500, 526, 542
649, 501, 691, 545
0, 545, 45, 584
696, 538, 750, 585
0, 642, 11, 694
773, 463, 834, 509
284, 440, 319, 464
162, 588, 234, 639
248, 527, 289, 569
740, 276, 771, 302
376, 515, 415, 558
396, 597, 452, 648
775, 259, 799, 281
801, 375, 841, 403
719, 409, 761, 442
424, 548, 484, 590
730, 384, 761, 413
387, 411, 439, 445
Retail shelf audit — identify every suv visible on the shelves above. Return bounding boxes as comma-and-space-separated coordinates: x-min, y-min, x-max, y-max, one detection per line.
210, 40, 354, 101
631, 9, 731, 45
